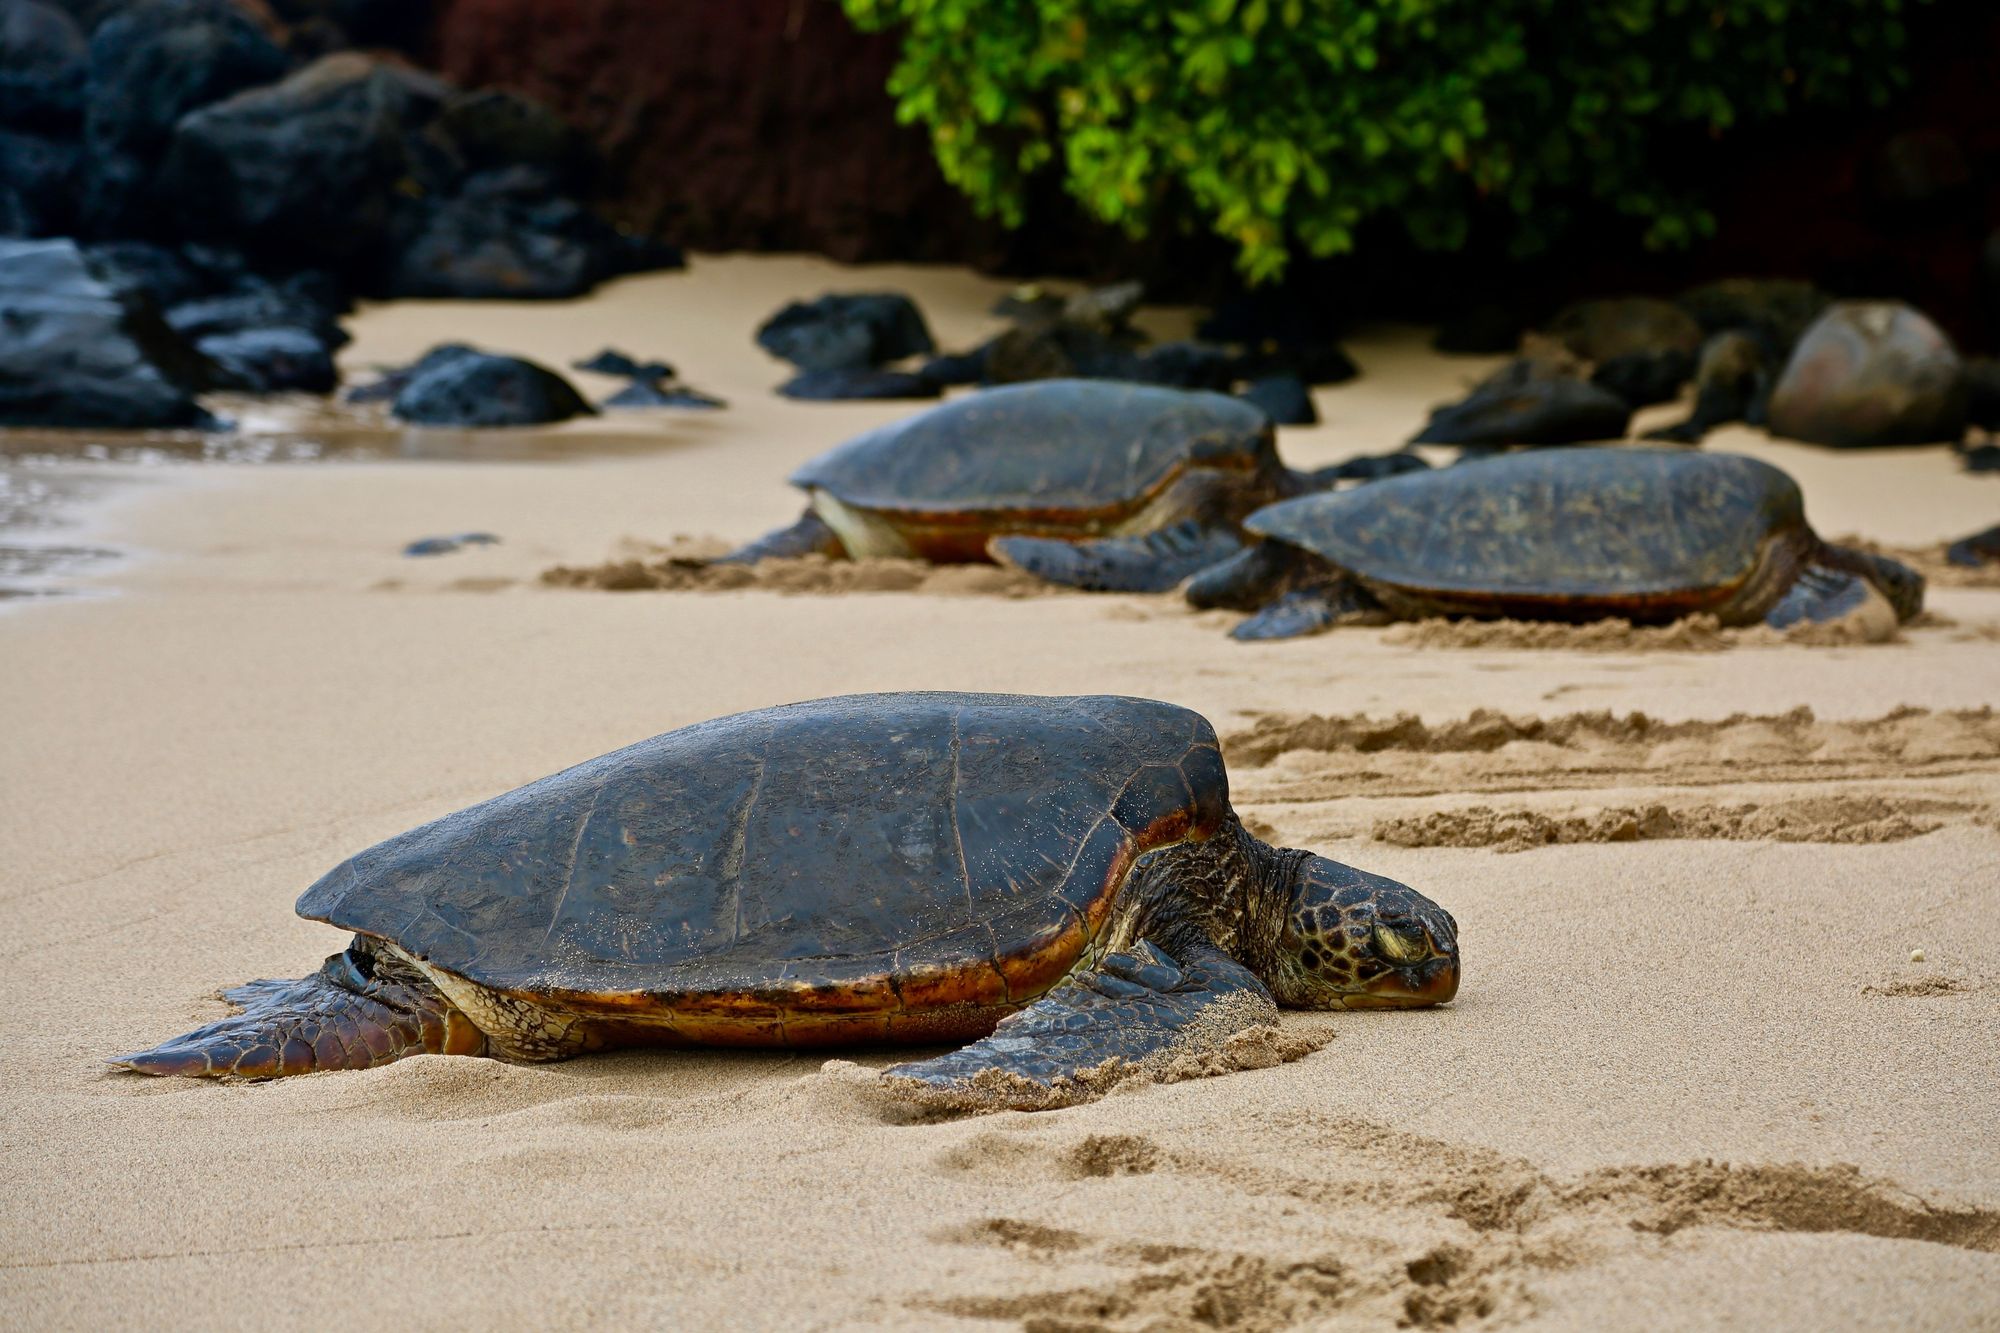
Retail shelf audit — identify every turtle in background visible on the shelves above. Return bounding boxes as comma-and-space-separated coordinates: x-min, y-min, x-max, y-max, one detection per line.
112, 693, 1459, 1111
723, 380, 1355, 593
1183, 448, 1924, 640
1642, 330, 1774, 445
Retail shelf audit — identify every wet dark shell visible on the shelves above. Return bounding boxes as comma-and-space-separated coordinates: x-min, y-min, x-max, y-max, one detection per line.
788, 380, 1274, 515
296, 693, 1229, 1012
1246, 448, 1805, 601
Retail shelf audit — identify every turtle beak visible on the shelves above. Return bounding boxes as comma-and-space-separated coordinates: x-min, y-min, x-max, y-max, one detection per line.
1348, 913, 1459, 1008
1352, 955, 1458, 1008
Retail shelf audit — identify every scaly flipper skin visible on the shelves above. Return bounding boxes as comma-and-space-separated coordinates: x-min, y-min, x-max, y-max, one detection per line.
1232, 582, 1379, 640
989, 521, 1243, 592
1763, 565, 1878, 628
110, 942, 485, 1078
1185, 542, 1295, 611
714, 508, 846, 564
882, 941, 1274, 1111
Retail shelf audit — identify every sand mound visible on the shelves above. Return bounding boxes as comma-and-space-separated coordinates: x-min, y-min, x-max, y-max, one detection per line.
1373, 795, 1956, 853
541, 535, 1053, 598
1223, 705, 2000, 791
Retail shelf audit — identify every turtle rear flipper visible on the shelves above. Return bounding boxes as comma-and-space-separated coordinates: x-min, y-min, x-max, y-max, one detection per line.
1232, 581, 1379, 641
880, 942, 1278, 1111
990, 521, 1242, 592
1762, 564, 1900, 633
110, 942, 486, 1078
715, 508, 845, 564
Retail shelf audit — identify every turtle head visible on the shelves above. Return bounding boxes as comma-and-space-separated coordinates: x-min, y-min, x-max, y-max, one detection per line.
1268, 855, 1458, 1009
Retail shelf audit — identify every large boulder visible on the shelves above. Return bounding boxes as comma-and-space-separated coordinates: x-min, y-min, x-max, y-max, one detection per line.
197, 325, 337, 393
0, 0, 87, 130
776, 367, 939, 401
160, 52, 441, 267
755, 292, 933, 372
1240, 373, 1316, 426
390, 346, 592, 426
388, 165, 679, 300
83, 240, 216, 308
80, 0, 290, 231
1766, 302, 1967, 447
0, 236, 212, 427
0, 127, 77, 235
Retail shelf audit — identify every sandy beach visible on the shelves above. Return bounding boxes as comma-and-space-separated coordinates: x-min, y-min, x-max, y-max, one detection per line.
2, 256, 1997, 1330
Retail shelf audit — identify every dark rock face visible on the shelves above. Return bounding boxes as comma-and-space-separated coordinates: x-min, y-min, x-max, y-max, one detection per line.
81, 0, 291, 232
389, 166, 682, 299
164, 277, 348, 348
755, 292, 934, 372
390, 345, 592, 425
0, 236, 212, 427
1413, 377, 1632, 447
776, 367, 941, 401
1766, 301, 1967, 447
197, 325, 337, 392
345, 340, 477, 403
1963, 357, 2000, 431
0, 0, 87, 131
0, 126, 78, 235
1305, 450, 1430, 485
574, 348, 671, 380
918, 346, 988, 388
602, 379, 723, 410
160, 52, 432, 267
1135, 341, 1240, 391
1239, 373, 1316, 426
981, 322, 1141, 385
82, 239, 211, 307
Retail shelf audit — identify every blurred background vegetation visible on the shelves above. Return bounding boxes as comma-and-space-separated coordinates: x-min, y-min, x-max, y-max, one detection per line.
843, 0, 1930, 283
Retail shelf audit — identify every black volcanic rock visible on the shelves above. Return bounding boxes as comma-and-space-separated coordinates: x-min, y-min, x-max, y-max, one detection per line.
0, 236, 213, 427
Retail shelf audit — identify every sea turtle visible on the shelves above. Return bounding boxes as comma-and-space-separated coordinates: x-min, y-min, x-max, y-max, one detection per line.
1181, 448, 1925, 640
725, 380, 1327, 592
113, 693, 1458, 1109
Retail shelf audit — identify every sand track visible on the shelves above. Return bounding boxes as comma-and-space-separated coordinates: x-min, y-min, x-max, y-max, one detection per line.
919, 1114, 1999, 1331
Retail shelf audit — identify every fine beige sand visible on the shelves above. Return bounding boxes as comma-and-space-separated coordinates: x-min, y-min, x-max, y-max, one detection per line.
2, 256, 1997, 1330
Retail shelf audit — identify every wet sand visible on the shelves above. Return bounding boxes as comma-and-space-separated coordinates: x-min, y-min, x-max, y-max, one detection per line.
1, 256, 1997, 1329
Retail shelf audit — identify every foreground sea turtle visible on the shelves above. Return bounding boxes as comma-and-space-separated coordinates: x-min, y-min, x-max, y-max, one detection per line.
114, 693, 1459, 1109
724, 380, 1322, 592
1181, 448, 1925, 639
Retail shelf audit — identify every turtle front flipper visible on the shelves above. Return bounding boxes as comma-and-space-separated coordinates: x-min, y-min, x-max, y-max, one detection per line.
110, 940, 487, 1078
989, 520, 1244, 592
880, 942, 1285, 1112
715, 508, 846, 564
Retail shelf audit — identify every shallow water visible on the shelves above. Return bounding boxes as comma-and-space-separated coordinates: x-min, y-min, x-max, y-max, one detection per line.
0, 398, 699, 598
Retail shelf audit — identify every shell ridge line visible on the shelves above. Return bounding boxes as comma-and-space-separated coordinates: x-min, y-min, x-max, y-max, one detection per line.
541, 776, 611, 950
718, 731, 770, 952
948, 706, 975, 918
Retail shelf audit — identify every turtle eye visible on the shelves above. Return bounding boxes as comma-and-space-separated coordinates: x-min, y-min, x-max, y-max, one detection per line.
1373, 921, 1429, 966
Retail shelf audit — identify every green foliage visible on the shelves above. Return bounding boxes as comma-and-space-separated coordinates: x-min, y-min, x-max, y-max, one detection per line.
843, 0, 1925, 281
